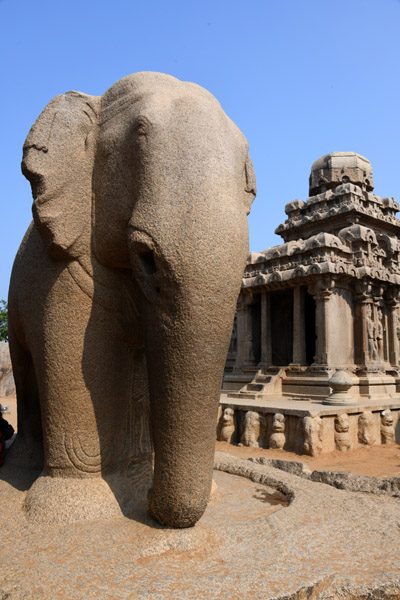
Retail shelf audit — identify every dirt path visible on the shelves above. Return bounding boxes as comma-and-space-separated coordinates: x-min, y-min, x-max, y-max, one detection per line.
216, 440, 400, 478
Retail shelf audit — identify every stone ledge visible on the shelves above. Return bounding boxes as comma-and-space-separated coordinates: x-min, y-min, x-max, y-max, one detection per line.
220, 395, 400, 416
249, 456, 400, 497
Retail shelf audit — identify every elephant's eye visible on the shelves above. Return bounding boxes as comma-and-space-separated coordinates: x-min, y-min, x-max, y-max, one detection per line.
133, 241, 157, 276
134, 116, 151, 137
138, 249, 157, 275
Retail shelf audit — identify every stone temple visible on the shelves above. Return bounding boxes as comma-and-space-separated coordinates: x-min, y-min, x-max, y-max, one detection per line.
220, 152, 400, 455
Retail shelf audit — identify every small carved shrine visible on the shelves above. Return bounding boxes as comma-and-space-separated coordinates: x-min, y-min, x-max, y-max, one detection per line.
220, 152, 400, 454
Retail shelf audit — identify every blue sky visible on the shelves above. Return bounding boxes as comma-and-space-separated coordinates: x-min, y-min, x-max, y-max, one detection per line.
1, 0, 400, 300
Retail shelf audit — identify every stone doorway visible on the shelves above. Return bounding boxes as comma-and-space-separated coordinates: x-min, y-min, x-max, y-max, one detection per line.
270, 289, 293, 366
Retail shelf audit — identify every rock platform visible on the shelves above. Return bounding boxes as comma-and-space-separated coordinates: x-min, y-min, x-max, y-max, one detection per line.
1, 452, 400, 599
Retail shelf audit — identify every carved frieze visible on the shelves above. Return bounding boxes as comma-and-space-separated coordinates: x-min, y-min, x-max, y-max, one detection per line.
242, 153, 400, 295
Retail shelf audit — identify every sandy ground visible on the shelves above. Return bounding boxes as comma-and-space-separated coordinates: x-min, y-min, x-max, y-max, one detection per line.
2, 394, 400, 479
216, 439, 400, 478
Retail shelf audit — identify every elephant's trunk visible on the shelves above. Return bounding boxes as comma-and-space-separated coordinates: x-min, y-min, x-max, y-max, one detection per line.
129, 206, 248, 528
144, 292, 234, 527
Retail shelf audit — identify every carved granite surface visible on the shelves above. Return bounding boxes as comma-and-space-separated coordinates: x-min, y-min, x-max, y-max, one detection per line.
358, 410, 376, 446
381, 409, 395, 443
245, 180, 400, 287
302, 415, 323, 456
1, 454, 399, 599
239, 410, 262, 447
269, 412, 285, 449
218, 407, 236, 443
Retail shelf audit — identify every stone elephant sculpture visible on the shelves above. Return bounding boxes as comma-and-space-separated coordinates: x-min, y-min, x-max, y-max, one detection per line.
8, 72, 256, 528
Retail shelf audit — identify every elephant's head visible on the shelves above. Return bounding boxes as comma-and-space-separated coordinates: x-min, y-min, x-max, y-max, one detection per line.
21, 72, 256, 527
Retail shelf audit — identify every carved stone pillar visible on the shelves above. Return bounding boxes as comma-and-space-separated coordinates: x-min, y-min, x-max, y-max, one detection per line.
292, 286, 306, 365
354, 298, 370, 366
234, 293, 253, 370
386, 299, 399, 367
314, 290, 330, 365
234, 296, 246, 370
308, 278, 335, 366
366, 302, 380, 367
258, 290, 272, 367
372, 285, 385, 364
383, 308, 389, 363
354, 280, 379, 369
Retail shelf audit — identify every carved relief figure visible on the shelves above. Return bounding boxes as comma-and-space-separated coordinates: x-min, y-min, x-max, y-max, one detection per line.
302, 416, 323, 456
396, 313, 400, 346
8, 72, 256, 528
269, 413, 286, 449
376, 307, 384, 359
334, 413, 351, 452
366, 304, 379, 362
239, 411, 261, 447
216, 405, 223, 436
218, 408, 236, 443
244, 328, 255, 364
358, 411, 375, 446
381, 410, 395, 444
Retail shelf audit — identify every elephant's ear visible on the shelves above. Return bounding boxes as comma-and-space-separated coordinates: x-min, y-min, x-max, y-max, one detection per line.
22, 91, 100, 259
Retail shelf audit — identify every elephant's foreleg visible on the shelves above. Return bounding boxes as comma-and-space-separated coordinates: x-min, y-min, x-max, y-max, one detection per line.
22, 342, 127, 524
7, 323, 43, 470
23, 273, 152, 523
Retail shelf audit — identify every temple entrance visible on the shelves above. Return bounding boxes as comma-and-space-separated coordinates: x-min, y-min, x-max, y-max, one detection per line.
304, 290, 316, 365
250, 296, 261, 364
270, 289, 293, 366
